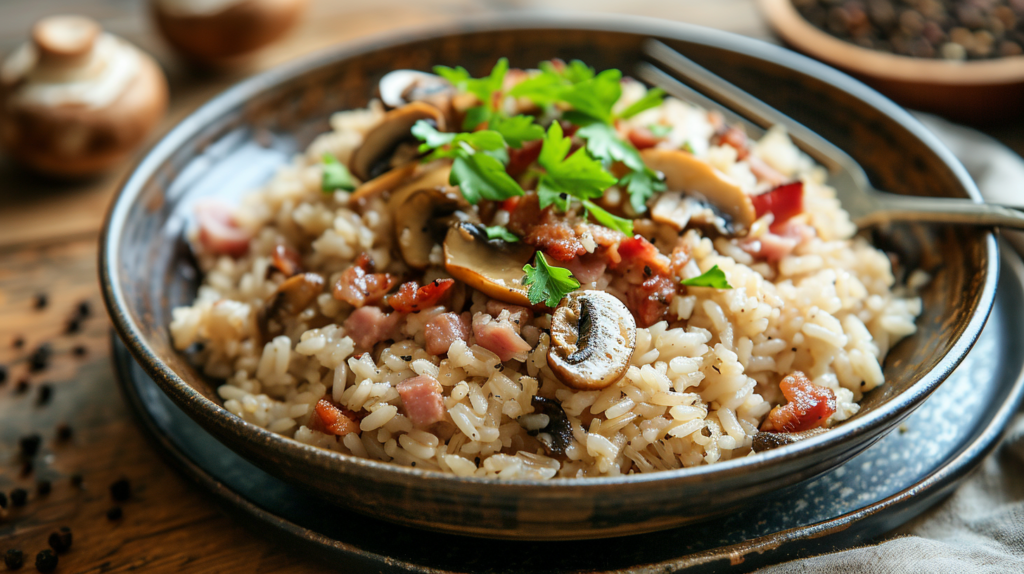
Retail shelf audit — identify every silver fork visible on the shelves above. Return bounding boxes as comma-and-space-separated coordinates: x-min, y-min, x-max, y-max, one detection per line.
638, 39, 1024, 230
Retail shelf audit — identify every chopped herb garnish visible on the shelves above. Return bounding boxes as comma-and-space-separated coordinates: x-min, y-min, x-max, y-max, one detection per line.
488, 114, 545, 149
581, 200, 633, 236
680, 265, 733, 289
321, 153, 356, 192
412, 120, 524, 204
618, 87, 666, 119
522, 252, 580, 307
536, 122, 617, 209
435, 58, 508, 111
649, 124, 672, 137
558, 68, 623, 125
484, 225, 520, 242
575, 121, 665, 214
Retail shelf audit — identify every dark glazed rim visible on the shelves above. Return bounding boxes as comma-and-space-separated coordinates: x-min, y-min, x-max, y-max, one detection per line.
99, 12, 998, 492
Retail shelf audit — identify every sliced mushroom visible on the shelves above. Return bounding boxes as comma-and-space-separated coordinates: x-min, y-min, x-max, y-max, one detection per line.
349, 101, 446, 182
650, 191, 736, 235
751, 428, 829, 453
349, 161, 418, 206
378, 70, 454, 109
443, 223, 537, 308
641, 148, 756, 232
257, 272, 325, 343
547, 291, 636, 391
392, 186, 465, 270
525, 396, 574, 457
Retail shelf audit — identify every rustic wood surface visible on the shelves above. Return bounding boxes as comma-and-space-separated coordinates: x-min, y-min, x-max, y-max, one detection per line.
0, 1, 1021, 573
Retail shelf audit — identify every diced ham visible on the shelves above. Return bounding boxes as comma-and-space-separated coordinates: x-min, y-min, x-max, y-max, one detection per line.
526, 224, 586, 262
195, 200, 251, 257
424, 312, 470, 356
342, 306, 404, 350
752, 181, 804, 231
310, 398, 360, 436
626, 273, 677, 327
270, 244, 302, 277
712, 126, 750, 160
397, 375, 446, 427
741, 219, 814, 263
332, 253, 397, 308
472, 312, 532, 362
748, 155, 787, 187
669, 242, 692, 278
627, 126, 663, 150
561, 253, 607, 286
761, 371, 836, 433
485, 301, 533, 333
387, 279, 455, 313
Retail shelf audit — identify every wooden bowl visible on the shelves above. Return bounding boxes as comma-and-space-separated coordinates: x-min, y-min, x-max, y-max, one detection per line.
100, 13, 997, 540
758, 0, 1024, 124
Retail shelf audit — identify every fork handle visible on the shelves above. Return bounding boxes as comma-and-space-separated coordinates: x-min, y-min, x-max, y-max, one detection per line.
865, 193, 1024, 229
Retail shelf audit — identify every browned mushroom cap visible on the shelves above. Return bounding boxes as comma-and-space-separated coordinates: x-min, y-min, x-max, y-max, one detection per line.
641, 148, 756, 232
650, 191, 736, 235
751, 428, 829, 453
392, 181, 467, 270
349, 101, 446, 182
256, 272, 325, 343
547, 291, 636, 391
378, 70, 454, 109
443, 223, 537, 308
32, 15, 100, 68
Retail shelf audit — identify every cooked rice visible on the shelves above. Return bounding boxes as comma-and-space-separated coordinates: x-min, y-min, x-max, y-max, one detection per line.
170, 80, 922, 479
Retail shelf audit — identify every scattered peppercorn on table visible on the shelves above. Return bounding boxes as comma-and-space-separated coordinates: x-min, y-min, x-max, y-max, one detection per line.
1, 1, 1022, 573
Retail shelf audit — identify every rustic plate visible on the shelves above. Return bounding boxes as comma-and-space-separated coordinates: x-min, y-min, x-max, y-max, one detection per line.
100, 13, 998, 539
113, 243, 1024, 572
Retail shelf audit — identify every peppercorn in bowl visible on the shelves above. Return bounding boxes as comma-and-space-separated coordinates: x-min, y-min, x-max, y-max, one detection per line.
759, 0, 1024, 122
101, 14, 997, 539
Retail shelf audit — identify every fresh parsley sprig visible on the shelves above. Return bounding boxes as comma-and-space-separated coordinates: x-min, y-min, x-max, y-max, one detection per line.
575, 119, 665, 215
680, 265, 733, 289
536, 122, 618, 211
321, 153, 356, 192
484, 225, 519, 242
522, 252, 580, 307
411, 120, 524, 204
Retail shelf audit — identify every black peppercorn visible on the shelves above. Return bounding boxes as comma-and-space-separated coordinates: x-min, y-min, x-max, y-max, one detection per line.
0, 364, 7, 385
47, 528, 72, 553
106, 506, 123, 521
56, 423, 73, 441
37, 480, 51, 496
5, 549, 24, 570
29, 344, 52, 372
10, 488, 28, 507
33, 293, 48, 310
65, 318, 81, 334
72, 345, 87, 357
34, 549, 57, 572
13, 336, 25, 348
19, 434, 41, 457
37, 385, 52, 406
76, 300, 91, 318
110, 478, 131, 501
15, 379, 29, 394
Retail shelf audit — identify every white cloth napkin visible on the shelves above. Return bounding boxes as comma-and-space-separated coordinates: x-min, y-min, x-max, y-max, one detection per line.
758, 115, 1024, 573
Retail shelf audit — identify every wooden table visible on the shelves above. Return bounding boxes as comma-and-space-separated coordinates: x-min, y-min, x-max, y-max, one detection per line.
0, 1, 1020, 572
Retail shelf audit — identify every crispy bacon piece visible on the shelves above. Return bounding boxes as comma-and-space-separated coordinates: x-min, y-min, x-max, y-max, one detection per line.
712, 126, 750, 160
332, 253, 397, 308
610, 235, 671, 276
627, 274, 677, 327
508, 193, 587, 262
424, 312, 470, 356
397, 375, 446, 427
270, 244, 302, 277
387, 279, 455, 313
761, 372, 836, 433
507, 139, 543, 177
752, 181, 804, 231
342, 306, 404, 350
310, 398, 360, 436
195, 200, 251, 257
627, 126, 663, 150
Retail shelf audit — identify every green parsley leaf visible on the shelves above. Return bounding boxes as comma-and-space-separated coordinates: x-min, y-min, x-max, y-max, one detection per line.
649, 124, 672, 137
484, 225, 519, 242
559, 69, 623, 124
450, 151, 524, 204
522, 251, 580, 307
488, 114, 544, 149
617, 87, 666, 119
619, 169, 666, 214
436, 58, 508, 110
536, 179, 570, 212
576, 122, 645, 172
680, 265, 733, 289
412, 120, 506, 159
536, 122, 618, 209
462, 106, 491, 130
507, 72, 566, 106
581, 200, 633, 236
412, 120, 456, 150
540, 59, 594, 84
321, 153, 356, 192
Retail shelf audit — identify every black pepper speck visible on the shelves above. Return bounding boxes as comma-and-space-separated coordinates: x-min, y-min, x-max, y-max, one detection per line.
29, 344, 52, 372
5, 549, 24, 570
110, 478, 131, 501
13, 336, 25, 348
37, 385, 52, 406
56, 423, 72, 441
106, 506, 122, 521
37, 480, 51, 496
65, 318, 81, 334
35, 549, 57, 572
76, 300, 91, 318
47, 528, 72, 553
10, 488, 28, 507
20, 434, 41, 457
72, 345, 87, 357
0, 364, 7, 385
33, 293, 48, 310
15, 379, 29, 394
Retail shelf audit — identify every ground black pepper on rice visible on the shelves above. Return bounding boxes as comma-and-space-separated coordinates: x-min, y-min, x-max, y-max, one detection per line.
106, 506, 123, 521
0, 364, 7, 385
76, 300, 91, 318
29, 344, 52, 372
37, 385, 52, 406
13, 336, 25, 349
36, 480, 51, 496
20, 434, 41, 457
35, 549, 57, 572
65, 318, 81, 334
15, 379, 29, 394
110, 478, 131, 501
56, 424, 72, 442
33, 293, 47, 310
72, 345, 87, 357
4, 549, 24, 570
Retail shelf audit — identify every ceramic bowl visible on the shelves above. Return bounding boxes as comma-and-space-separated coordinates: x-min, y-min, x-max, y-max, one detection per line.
757, 0, 1024, 124
100, 13, 997, 540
